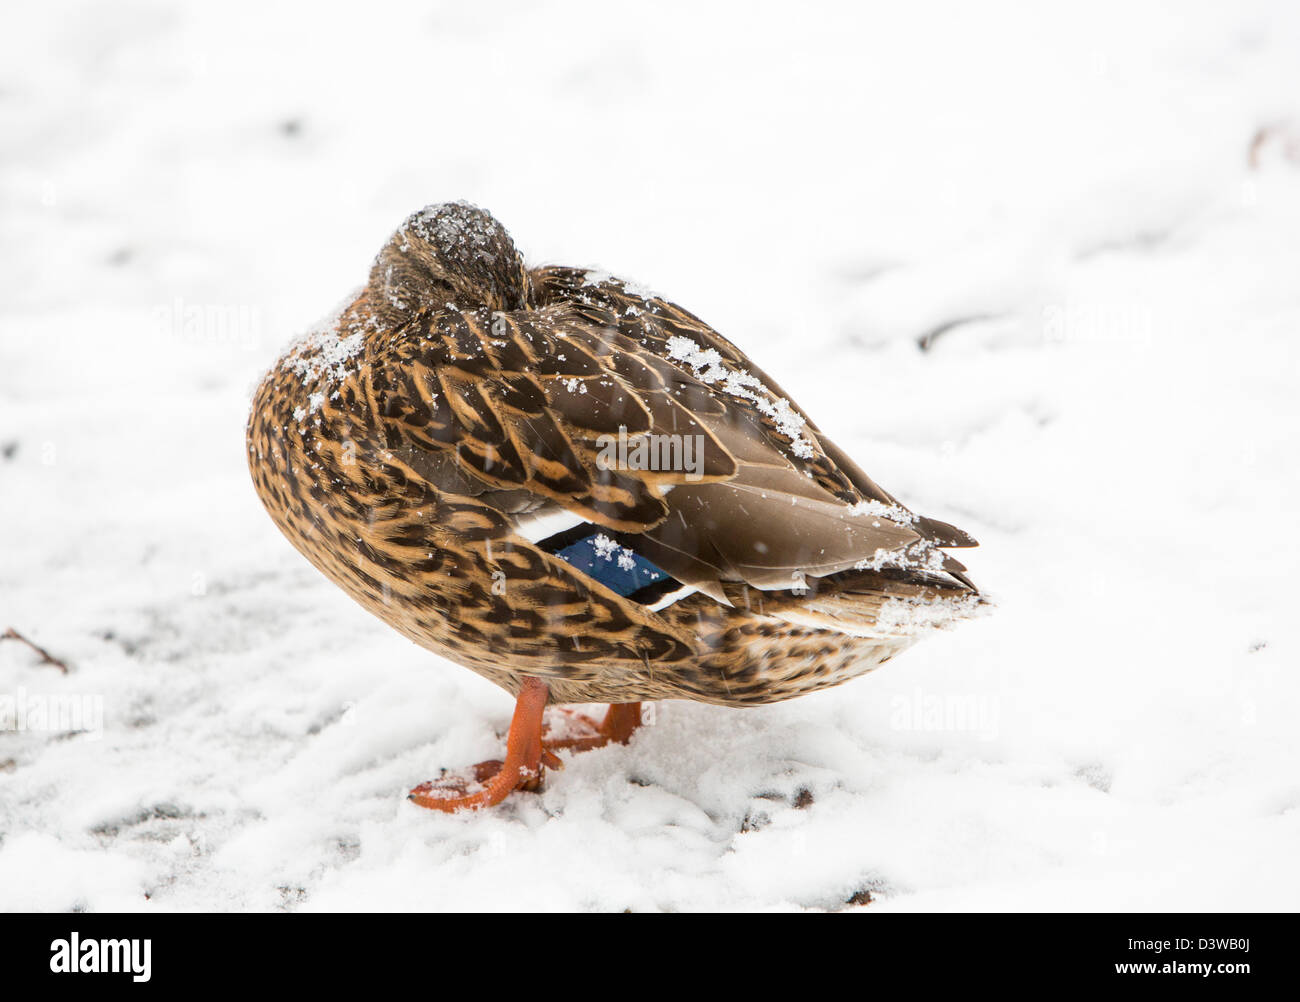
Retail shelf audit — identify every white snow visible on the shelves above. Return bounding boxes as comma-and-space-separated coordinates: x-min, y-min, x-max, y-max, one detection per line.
855, 540, 948, 575
849, 499, 919, 526
2, 0, 1300, 913
875, 593, 986, 637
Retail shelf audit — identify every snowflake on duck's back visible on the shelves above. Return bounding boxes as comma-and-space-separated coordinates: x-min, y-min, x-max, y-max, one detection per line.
850, 499, 920, 528
275, 293, 369, 418
287, 329, 364, 388
664, 335, 816, 460
568, 270, 818, 464
582, 270, 661, 302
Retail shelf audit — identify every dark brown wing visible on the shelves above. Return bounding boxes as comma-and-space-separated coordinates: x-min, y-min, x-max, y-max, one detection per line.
530, 267, 978, 596
538, 267, 976, 544
360, 302, 739, 532
362, 271, 976, 604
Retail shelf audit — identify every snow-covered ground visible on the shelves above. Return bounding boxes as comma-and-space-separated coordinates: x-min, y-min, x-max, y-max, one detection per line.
2, 0, 1299, 911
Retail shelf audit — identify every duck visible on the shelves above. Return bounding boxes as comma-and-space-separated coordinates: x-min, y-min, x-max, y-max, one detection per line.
246, 202, 981, 812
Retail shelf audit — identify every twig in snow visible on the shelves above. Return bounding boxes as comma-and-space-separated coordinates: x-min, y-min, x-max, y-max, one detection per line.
2, 628, 70, 673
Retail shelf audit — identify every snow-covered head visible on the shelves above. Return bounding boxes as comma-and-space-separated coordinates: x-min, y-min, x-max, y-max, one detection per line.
368, 201, 530, 321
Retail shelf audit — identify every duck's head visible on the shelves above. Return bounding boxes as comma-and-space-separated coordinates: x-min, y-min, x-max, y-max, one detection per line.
367, 202, 530, 323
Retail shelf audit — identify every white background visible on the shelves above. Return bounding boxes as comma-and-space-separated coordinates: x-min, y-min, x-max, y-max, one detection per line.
1, 0, 1298, 911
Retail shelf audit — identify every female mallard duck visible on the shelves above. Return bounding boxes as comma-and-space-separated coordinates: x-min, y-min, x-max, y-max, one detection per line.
247, 202, 980, 812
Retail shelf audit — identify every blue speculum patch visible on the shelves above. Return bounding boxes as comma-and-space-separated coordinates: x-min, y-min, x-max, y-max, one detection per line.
540, 526, 674, 599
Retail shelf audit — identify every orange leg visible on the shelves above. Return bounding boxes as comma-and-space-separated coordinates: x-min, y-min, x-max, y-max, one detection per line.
409, 681, 643, 813
409, 676, 549, 812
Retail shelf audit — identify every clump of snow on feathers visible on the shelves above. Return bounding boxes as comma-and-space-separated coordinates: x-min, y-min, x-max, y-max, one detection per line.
275, 292, 369, 419
664, 335, 816, 460
855, 540, 948, 574
583, 269, 660, 301
877, 592, 984, 636
401, 200, 498, 265
849, 499, 920, 526
592, 533, 638, 570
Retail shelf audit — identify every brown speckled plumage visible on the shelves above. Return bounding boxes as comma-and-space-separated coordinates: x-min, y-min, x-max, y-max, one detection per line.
246, 202, 980, 709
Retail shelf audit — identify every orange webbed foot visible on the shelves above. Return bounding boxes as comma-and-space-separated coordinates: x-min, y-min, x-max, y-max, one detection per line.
409, 677, 551, 812
542, 702, 643, 755
408, 683, 643, 813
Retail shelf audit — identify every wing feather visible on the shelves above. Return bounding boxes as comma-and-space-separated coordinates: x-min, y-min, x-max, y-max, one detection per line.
362, 269, 977, 601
